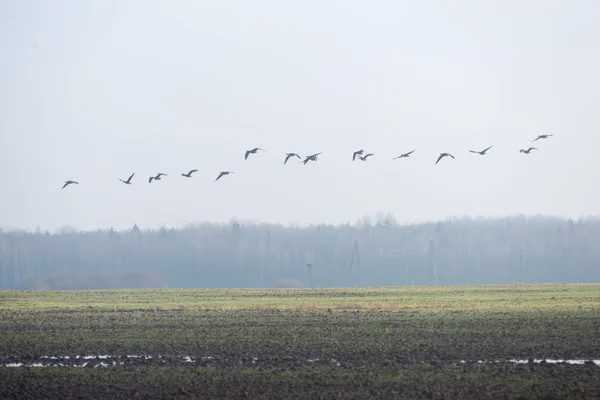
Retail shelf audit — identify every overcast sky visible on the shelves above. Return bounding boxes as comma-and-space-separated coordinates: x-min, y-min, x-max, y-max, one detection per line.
1, 1, 599, 231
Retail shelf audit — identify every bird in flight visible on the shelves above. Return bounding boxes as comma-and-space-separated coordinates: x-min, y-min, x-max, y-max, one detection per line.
358, 153, 374, 161
215, 171, 234, 181
284, 153, 301, 165
149, 173, 167, 183
520, 147, 538, 154
531, 134, 554, 142
436, 153, 455, 164
352, 150, 364, 161
119, 173, 135, 185
302, 152, 322, 164
181, 169, 198, 178
393, 150, 416, 160
469, 145, 493, 155
245, 148, 265, 160
61, 180, 79, 189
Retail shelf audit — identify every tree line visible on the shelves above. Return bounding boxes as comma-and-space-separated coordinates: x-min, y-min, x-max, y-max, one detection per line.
0, 214, 598, 290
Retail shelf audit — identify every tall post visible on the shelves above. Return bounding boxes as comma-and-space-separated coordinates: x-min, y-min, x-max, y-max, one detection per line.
348, 240, 360, 287
429, 240, 436, 286
267, 230, 271, 267
519, 250, 524, 282
192, 252, 196, 288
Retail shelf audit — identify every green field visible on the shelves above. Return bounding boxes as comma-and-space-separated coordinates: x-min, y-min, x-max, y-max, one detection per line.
1, 284, 599, 399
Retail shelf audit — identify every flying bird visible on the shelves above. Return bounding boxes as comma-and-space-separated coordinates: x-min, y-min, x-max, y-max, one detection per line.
520, 147, 538, 154
302, 152, 322, 164
61, 180, 79, 189
245, 148, 265, 160
215, 171, 234, 181
352, 150, 364, 161
181, 169, 198, 178
469, 145, 493, 155
393, 150, 416, 160
531, 134, 553, 142
358, 153, 374, 161
436, 153, 455, 164
119, 173, 135, 185
149, 173, 167, 183
284, 153, 301, 165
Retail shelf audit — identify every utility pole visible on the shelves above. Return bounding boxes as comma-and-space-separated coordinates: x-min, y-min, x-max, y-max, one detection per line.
192, 252, 196, 288
306, 263, 314, 288
267, 231, 271, 280
519, 249, 524, 282
429, 240, 436, 286
348, 240, 360, 287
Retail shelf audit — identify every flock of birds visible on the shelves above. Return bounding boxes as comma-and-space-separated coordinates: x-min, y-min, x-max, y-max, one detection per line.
60, 134, 554, 189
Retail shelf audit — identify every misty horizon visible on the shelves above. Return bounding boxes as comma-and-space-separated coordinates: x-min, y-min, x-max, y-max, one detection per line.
2, 212, 600, 235
3, 214, 598, 291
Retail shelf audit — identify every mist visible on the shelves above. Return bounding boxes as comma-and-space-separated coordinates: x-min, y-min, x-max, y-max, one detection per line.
2, 215, 599, 290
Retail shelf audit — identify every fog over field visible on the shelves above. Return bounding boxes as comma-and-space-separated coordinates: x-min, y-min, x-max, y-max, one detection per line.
2, 215, 599, 290
1, 1, 599, 232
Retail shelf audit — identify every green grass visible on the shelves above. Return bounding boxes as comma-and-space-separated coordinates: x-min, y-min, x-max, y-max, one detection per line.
1, 284, 599, 399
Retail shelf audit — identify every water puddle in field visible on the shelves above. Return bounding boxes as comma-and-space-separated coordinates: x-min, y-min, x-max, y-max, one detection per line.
456, 359, 600, 368
1, 355, 220, 368
2, 355, 599, 368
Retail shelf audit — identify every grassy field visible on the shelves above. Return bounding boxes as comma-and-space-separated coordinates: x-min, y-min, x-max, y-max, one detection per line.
1, 284, 599, 399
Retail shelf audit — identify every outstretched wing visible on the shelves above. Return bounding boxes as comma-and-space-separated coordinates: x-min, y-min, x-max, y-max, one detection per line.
189, 169, 198, 175
353, 152, 358, 161
149, 177, 154, 183
405, 150, 415, 156
448, 154, 455, 159
61, 182, 69, 189
482, 145, 493, 153
245, 150, 250, 160
469, 150, 477, 154
215, 172, 225, 181
284, 154, 293, 164
127, 173, 135, 182
435, 154, 444, 164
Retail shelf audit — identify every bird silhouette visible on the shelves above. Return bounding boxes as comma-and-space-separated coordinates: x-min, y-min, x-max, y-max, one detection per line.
352, 150, 364, 161
436, 153, 455, 164
358, 153, 374, 161
119, 173, 135, 185
245, 148, 265, 160
469, 145, 493, 155
302, 152, 322, 164
393, 150, 416, 160
531, 134, 554, 142
149, 173, 167, 183
61, 180, 79, 189
181, 169, 198, 178
284, 153, 301, 165
520, 147, 538, 154
215, 171, 234, 181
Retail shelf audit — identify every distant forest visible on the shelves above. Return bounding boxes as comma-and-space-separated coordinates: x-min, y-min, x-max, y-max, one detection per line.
1, 215, 598, 290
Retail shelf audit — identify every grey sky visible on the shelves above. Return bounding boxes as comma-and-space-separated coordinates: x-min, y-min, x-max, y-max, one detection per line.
1, 1, 599, 231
